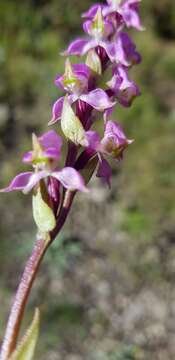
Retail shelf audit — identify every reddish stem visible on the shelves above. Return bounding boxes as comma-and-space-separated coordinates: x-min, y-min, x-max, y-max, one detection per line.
0, 238, 48, 360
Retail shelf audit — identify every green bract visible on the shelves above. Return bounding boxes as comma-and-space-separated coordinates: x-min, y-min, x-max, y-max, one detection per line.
32, 188, 56, 233
61, 96, 88, 146
86, 50, 102, 75
9, 309, 40, 360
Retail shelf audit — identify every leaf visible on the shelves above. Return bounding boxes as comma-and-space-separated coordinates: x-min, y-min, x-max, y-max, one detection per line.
61, 96, 87, 146
9, 309, 40, 360
32, 188, 56, 233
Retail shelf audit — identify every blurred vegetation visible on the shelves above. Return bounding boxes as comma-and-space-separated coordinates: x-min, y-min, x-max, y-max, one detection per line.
0, 0, 175, 359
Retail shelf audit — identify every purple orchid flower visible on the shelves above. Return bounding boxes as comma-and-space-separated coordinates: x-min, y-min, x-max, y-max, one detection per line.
63, 7, 124, 65
118, 31, 141, 65
83, 0, 143, 32
110, 31, 141, 67
85, 119, 133, 185
64, 7, 141, 69
50, 59, 115, 125
107, 64, 140, 106
116, 0, 143, 31
1, 130, 88, 194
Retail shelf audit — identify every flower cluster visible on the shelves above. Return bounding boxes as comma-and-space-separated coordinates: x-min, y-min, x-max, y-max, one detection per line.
1, 0, 142, 236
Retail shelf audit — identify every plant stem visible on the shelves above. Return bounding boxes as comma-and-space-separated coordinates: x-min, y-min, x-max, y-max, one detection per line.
0, 237, 48, 360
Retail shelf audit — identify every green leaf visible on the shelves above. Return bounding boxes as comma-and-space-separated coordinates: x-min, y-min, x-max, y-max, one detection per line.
9, 309, 40, 360
61, 96, 88, 146
32, 188, 56, 233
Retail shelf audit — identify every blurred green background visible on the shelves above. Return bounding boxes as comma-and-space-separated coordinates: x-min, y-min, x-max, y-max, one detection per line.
0, 0, 175, 359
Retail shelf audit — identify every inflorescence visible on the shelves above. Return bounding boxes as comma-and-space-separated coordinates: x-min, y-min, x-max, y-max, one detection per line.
1, 0, 143, 237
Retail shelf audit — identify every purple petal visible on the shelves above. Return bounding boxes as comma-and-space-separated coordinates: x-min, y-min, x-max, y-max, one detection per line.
105, 120, 128, 144
0, 172, 33, 192
98, 39, 129, 66
23, 151, 33, 163
99, 41, 117, 63
80, 88, 115, 111
83, 20, 92, 36
113, 36, 131, 66
82, 4, 101, 18
49, 96, 65, 125
122, 0, 144, 31
109, 65, 140, 106
119, 32, 142, 65
85, 130, 101, 151
23, 170, 48, 194
118, 81, 140, 107
122, 8, 143, 30
73, 63, 91, 79
55, 74, 64, 90
63, 38, 92, 56
52, 167, 88, 192
101, 121, 133, 158
39, 130, 62, 160
97, 158, 112, 187
107, 73, 123, 93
